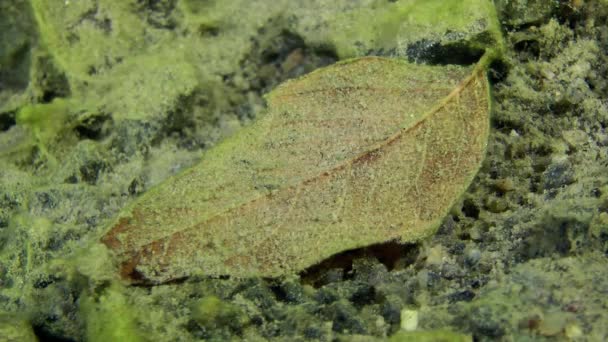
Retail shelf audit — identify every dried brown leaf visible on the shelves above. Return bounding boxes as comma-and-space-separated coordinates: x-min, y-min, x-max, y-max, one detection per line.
101, 56, 490, 284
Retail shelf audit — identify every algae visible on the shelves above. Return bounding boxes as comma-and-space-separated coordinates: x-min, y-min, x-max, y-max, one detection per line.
0, 0, 35, 116
1, 0, 608, 341
80, 283, 143, 342
389, 329, 471, 342
293, 0, 502, 59
0, 313, 38, 342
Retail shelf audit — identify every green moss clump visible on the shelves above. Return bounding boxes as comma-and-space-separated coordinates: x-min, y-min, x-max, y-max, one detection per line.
389, 330, 472, 342
304, 0, 503, 58
6, 98, 73, 166
0, 314, 37, 342
80, 283, 143, 342
16, 98, 70, 143
191, 295, 248, 330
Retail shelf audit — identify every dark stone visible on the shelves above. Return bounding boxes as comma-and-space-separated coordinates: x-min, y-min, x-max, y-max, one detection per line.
270, 278, 305, 304
314, 287, 338, 305
352, 258, 389, 285
466, 305, 507, 339
449, 241, 466, 255
33, 275, 61, 289
380, 300, 402, 325
303, 326, 324, 339
79, 160, 108, 185
74, 113, 110, 140
447, 289, 476, 303
349, 282, 376, 307
462, 199, 480, 219
322, 301, 366, 334
542, 161, 574, 190
33, 56, 71, 103
464, 248, 482, 267
426, 271, 442, 290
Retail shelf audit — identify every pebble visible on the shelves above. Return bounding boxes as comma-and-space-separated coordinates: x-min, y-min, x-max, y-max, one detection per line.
400, 309, 419, 331
465, 248, 482, 266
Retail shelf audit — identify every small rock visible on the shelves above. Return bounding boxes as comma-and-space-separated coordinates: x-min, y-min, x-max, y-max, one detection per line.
493, 178, 515, 192
537, 312, 572, 337
469, 227, 483, 242
349, 282, 376, 307
381, 296, 403, 326
542, 158, 574, 190
564, 322, 583, 339
465, 248, 482, 267
400, 309, 418, 331
447, 289, 476, 303
425, 245, 448, 267
323, 300, 366, 334
467, 305, 506, 338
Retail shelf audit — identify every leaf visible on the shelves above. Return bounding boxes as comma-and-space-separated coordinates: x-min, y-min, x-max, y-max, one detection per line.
101, 56, 490, 284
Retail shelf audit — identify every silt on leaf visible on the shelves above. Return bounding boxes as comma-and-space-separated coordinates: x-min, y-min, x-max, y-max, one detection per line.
101, 55, 491, 284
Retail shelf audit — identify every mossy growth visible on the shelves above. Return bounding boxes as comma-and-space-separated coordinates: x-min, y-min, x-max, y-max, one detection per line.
319, 0, 503, 59
2, 98, 74, 164
79, 283, 143, 342
0, 313, 37, 342
16, 98, 70, 144
30, 0, 147, 82
389, 329, 472, 342
191, 295, 248, 329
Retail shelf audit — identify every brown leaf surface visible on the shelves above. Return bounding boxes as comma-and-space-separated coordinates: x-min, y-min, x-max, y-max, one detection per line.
101, 56, 490, 284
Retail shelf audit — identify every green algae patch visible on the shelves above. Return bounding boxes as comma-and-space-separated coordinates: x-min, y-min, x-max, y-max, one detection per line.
191, 295, 248, 331
80, 283, 143, 342
26, 0, 504, 127
2, 98, 84, 168
29, 0, 201, 124
30, 0, 147, 82
0, 314, 38, 342
85, 50, 199, 122
297, 0, 503, 59
390, 330, 471, 342
16, 98, 70, 145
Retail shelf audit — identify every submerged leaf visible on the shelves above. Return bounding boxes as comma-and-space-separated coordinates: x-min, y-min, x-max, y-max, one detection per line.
101, 56, 490, 284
